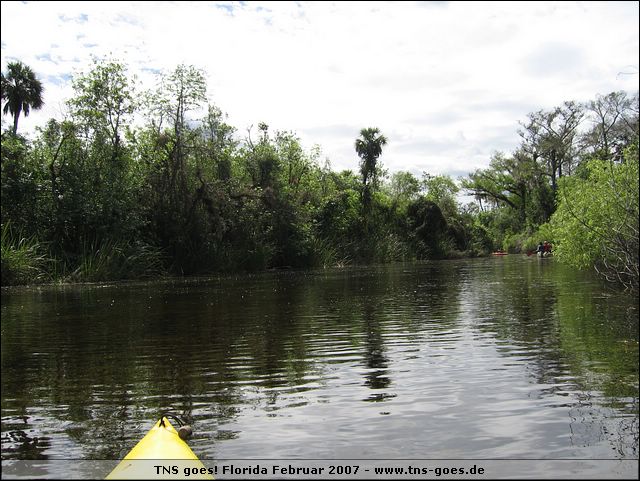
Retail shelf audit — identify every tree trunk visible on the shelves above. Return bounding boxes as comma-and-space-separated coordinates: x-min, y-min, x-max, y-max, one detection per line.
12, 107, 21, 135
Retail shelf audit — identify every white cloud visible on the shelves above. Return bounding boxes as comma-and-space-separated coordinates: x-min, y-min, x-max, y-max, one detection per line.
1, 0, 638, 179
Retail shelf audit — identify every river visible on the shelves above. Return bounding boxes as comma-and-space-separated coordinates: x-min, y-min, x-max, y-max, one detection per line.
1, 256, 638, 476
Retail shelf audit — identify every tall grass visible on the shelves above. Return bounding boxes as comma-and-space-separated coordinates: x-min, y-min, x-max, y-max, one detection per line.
66, 238, 166, 283
372, 232, 412, 263
307, 236, 349, 268
1, 222, 50, 285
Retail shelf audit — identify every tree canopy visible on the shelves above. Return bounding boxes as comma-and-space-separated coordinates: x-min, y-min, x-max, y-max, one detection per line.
1, 57, 638, 290
1, 60, 44, 135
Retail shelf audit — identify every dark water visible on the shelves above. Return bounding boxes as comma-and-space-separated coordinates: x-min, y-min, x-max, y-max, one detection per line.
1, 256, 638, 462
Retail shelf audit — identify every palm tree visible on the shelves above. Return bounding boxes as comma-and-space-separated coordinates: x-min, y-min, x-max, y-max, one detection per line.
1, 61, 44, 135
355, 127, 387, 212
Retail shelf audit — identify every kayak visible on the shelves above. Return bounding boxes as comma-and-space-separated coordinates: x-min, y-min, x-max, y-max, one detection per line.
492, 251, 508, 256
106, 417, 213, 479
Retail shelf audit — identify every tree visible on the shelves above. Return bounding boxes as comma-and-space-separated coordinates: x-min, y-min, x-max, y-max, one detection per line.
198, 104, 237, 181
462, 152, 527, 214
1, 60, 44, 135
582, 91, 639, 161
422, 173, 460, 220
243, 122, 280, 190
147, 63, 208, 197
462, 151, 540, 249
520, 101, 583, 194
550, 143, 639, 290
68, 57, 136, 157
406, 197, 449, 258
355, 127, 387, 218
389, 171, 420, 206
316, 170, 363, 262
144, 64, 208, 229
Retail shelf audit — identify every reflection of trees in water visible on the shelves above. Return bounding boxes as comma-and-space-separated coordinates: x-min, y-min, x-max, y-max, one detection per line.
461, 258, 639, 458
361, 299, 391, 393
568, 392, 638, 458
5, 260, 635, 459
353, 263, 464, 401
554, 283, 639, 458
1, 282, 253, 459
1, 426, 50, 460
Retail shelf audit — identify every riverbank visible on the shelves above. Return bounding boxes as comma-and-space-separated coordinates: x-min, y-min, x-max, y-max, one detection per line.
1, 247, 493, 288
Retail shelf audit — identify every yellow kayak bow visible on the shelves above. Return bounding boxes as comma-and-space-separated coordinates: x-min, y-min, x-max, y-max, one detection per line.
107, 417, 213, 479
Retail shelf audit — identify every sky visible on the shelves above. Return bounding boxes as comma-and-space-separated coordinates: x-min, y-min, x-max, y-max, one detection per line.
1, 1, 639, 181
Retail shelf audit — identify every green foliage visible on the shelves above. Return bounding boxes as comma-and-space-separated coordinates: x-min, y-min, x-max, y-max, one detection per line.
1, 134, 45, 234
1, 221, 50, 285
355, 127, 387, 226
406, 198, 449, 259
69, 58, 136, 131
501, 222, 555, 255
460, 91, 638, 289
65, 238, 166, 283
462, 151, 530, 230
355, 127, 388, 189
3, 56, 635, 287
198, 105, 237, 181
583, 91, 638, 161
317, 185, 362, 263
389, 171, 420, 206
1, 60, 44, 135
519, 100, 583, 194
422, 173, 459, 220
551, 144, 639, 289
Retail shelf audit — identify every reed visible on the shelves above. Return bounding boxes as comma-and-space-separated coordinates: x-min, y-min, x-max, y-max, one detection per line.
66, 238, 166, 282
1, 221, 50, 285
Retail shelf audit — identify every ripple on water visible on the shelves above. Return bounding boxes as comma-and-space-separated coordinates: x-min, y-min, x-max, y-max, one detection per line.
1, 259, 638, 462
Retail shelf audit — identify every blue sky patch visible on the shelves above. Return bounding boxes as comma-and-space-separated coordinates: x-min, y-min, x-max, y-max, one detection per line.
59, 13, 88, 23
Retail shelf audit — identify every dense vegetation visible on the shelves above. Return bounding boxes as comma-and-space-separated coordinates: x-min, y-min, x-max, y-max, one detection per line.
1, 59, 638, 290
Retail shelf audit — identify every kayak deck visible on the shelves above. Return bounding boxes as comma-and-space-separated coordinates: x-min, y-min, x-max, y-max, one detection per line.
106, 417, 213, 479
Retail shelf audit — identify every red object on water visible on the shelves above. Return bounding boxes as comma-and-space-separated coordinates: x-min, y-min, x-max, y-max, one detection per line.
492, 251, 508, 256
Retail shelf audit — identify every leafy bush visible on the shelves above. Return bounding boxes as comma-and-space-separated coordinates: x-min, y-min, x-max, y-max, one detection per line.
550, 145, 639, 290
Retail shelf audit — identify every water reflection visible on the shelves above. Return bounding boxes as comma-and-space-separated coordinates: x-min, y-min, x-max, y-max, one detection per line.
1, 258, 638, 461
458, 257, 638, 458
